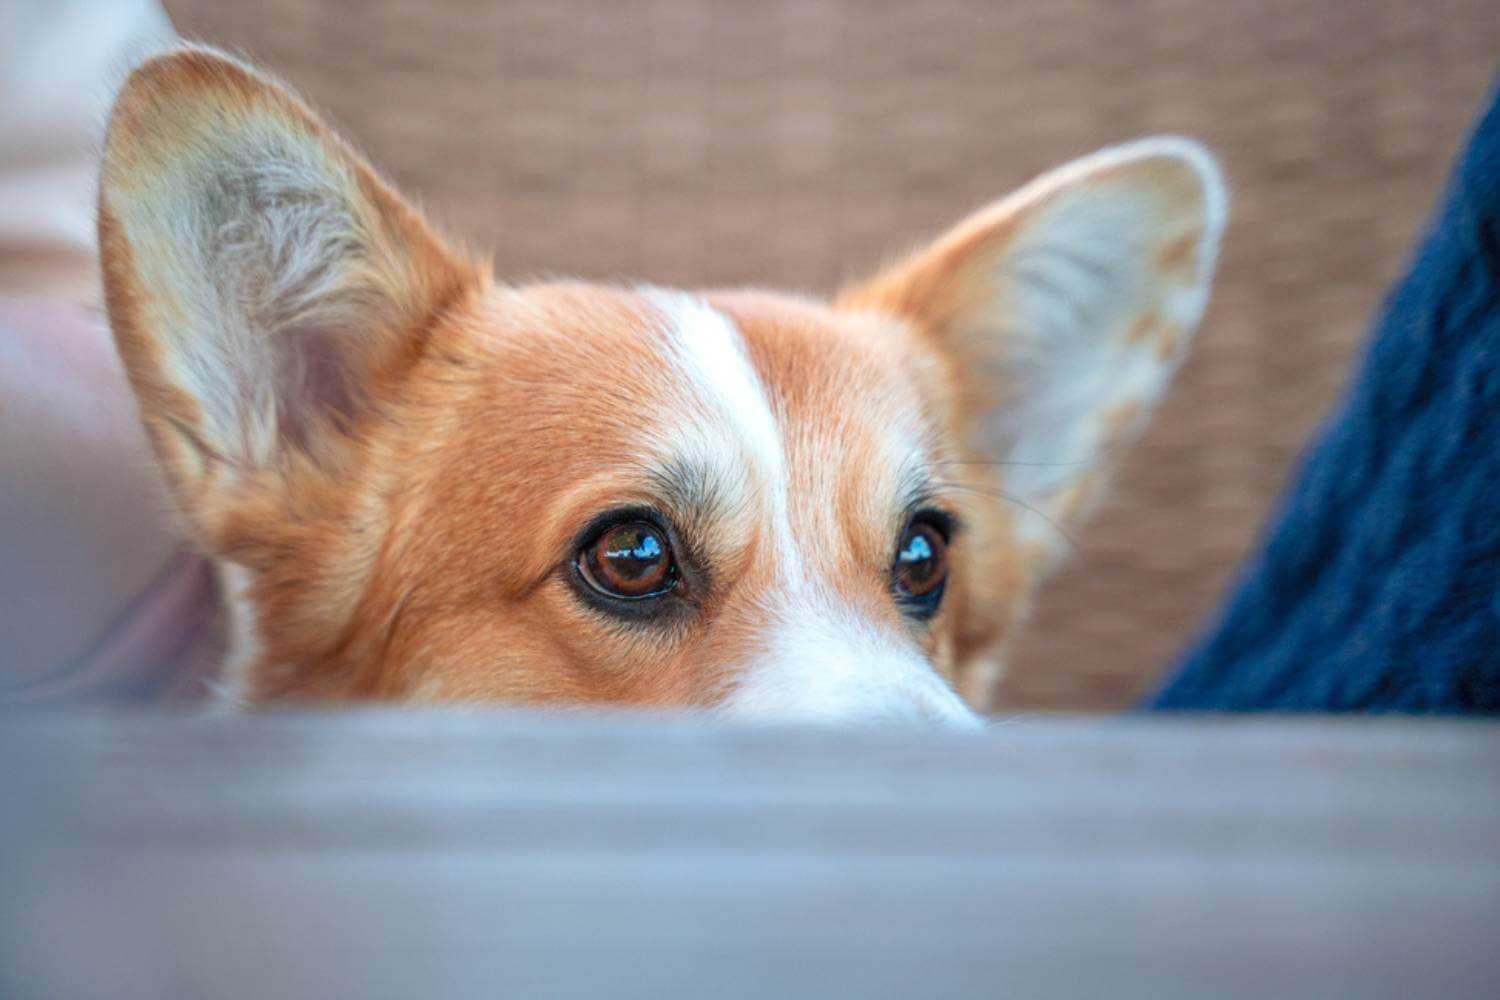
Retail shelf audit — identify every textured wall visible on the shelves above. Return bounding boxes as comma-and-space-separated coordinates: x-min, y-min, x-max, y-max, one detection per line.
165, 0, 1500, 709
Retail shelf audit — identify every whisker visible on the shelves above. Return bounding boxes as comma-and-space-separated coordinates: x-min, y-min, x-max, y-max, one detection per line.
932, 479, 1081, 557
931, 458, 1092, 469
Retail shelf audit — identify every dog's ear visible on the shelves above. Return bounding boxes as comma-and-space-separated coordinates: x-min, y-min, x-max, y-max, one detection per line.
98, 47, 478, 537
838, 138, 1225, 567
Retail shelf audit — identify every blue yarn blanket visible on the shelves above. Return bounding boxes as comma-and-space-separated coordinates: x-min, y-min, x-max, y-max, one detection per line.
1151, 83, 1500, 713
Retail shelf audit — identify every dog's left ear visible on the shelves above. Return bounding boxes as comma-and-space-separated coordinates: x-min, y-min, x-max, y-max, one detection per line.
98, 46, 479, 541
838, 138, 1225, 565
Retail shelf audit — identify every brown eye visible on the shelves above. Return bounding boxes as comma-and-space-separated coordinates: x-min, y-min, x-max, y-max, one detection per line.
578, 521, 676, 599
894, 518, 949, 601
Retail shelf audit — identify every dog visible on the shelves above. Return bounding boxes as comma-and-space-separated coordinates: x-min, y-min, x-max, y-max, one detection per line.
96, 47, 1224, 723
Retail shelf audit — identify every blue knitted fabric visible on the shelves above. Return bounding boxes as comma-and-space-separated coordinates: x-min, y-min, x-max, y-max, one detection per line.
1151, 83, 1500, 713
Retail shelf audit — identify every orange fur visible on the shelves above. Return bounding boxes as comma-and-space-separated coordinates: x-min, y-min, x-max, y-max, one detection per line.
97, 48, 1223, 717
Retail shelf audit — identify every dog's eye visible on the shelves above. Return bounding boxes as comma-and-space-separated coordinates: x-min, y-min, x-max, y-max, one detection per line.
577, 521, 677, 599
894, 516, 950, 615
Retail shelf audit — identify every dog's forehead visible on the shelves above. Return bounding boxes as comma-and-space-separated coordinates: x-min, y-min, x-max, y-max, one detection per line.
729, 293, 941, 485
441, 284, 942, 554
700, 289, 931, 428
477, 283, 937, 478
661, 288, 939, 493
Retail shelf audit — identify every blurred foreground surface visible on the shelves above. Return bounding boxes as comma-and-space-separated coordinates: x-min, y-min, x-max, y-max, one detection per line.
4, 710, 1498, 998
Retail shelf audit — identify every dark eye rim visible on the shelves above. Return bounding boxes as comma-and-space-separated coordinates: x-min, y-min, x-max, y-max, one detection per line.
568, 506, 691, 621
893, 508, 956, 620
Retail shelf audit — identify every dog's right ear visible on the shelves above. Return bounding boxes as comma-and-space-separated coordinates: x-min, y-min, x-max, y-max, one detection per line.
98, 47, 478, 539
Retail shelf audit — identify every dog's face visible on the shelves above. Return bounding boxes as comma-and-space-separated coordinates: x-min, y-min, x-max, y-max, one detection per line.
98, 49, 1223, 722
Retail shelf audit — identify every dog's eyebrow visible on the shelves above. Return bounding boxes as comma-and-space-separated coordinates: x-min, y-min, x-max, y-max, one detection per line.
894, 461, 939, 512
636, 451, 956, 543
638, 455, 748, 535
893, 461, 964, 529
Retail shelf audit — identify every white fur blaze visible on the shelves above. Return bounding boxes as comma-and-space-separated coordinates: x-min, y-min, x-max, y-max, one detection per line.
646, 289, 806, 580
720, 593, 981, 727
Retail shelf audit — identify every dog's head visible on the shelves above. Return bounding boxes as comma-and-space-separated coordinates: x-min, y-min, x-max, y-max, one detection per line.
98, 48, 1223, 722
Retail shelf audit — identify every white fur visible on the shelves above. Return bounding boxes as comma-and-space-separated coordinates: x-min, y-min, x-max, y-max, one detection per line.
648, 291, 784, 480
647, 290, 806, 582
719, 591, 981, 727
212, 562, 259, 708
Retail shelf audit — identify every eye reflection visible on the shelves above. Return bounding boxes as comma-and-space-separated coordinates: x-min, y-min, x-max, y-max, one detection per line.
894, 517, 949, 604
899, 531, 933, 565
579, 521, 677, 599
605, 529, 662, 565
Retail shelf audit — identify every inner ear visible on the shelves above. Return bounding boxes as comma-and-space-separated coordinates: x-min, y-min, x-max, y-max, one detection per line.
838, 137, 1225, 554
98, 46, 478, 517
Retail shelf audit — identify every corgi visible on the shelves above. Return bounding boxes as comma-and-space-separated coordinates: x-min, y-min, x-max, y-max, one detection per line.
96, 47, 1224, 724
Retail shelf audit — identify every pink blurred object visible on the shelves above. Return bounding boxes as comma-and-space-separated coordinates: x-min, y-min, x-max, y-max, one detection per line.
0, 299, 216, 701
0, 3, 212, 702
